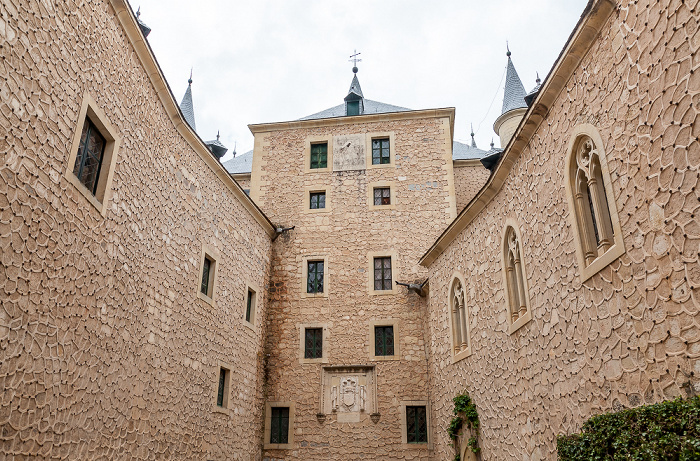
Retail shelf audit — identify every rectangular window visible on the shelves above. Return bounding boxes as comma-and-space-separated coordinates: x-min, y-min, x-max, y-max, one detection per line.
304, 327, 323, 359
310, 143, 328, 169
73, 118, 107, 195
374, 325, 394, 356
270, 407, 290, 444
310, 191, 326, 209
347, 100, 360, 116
374, 257, 392, 291
373, 187, 391, 206
245, 288, 255, 323
372, 138, 390, 165
307, 260, 324, 293
406, 406, 428, 443
217, 367, 229, 408
201, 256, 214, 296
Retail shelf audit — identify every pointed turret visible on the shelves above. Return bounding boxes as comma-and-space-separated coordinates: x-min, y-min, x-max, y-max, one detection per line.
524, 72, 542, 107
470, 123, 477, 148
205, 131, 228, 159
180, 70, 196, 132
494, 46, 529, 148
345, 50, 365, 116
136, 7, 151, 38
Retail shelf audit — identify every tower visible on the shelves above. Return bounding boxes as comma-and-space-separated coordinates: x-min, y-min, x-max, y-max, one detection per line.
493, 47, 527, 147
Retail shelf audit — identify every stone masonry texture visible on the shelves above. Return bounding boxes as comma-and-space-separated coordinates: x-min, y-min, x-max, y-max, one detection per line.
453, 164, 491, 211
428, 0, 700, 459
0, 1, 272, 459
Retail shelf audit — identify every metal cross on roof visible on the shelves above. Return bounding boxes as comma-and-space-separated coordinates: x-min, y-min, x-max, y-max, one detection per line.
349, 50, 362, 73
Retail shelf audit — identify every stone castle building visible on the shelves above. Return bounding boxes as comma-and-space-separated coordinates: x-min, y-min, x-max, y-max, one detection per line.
1, 0, 698, 460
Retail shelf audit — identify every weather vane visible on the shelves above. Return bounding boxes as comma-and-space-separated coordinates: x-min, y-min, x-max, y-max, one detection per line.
349, 49, 362, 73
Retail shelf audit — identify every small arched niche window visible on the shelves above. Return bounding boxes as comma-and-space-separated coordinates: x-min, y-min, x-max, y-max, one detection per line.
502, 225, 531, 334
449, 275, 471, 362
565, 125, 625, 281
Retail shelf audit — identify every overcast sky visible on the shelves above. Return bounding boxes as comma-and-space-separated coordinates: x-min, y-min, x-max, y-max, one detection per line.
133, 0, 589, 162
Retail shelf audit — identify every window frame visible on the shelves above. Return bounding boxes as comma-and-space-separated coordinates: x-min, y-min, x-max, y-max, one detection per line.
304, 135, 333, 173
298, 323, 329, 364
304, 186, 331, 213
264, 401, 295, 449
368, 181, 396, 210
400, 400, 431, 448
564, 124, 625, 282
65, 92, 121, 215
371, 137, 391, 165
501, 221, 532, 334
243, 283, 259, 328
304, 327, 323, 359
301, 256, 329, 298
212, 361, 233, 415
448, 272, 472, 363
367, 251, 398, 295
369, 319, 400, 361
197, 245, 220, 305
364, 132, 395, 169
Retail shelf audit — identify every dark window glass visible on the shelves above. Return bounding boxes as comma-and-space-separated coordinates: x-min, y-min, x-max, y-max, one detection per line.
246, 289, 254, 322
270, 407, 290, 444
304, 327, 323, 359
310, 143, 328, 169
373, 257, 392, 291
201, 256, 213, 296
374, 325, 394, 356
73, 118, 106, 195
310, 192, 326, 209
347, 100, 360, 116
307, 260, 324, 293
372, 138, 390, 165
406, 406, 428, 443
217, 368, 227, 407
374, 187, 391, 206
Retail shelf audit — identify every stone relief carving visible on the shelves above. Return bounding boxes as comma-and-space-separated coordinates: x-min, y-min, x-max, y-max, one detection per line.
321, 366, 375, 422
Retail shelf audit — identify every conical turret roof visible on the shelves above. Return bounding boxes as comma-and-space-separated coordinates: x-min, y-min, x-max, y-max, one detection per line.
346, 74, 364, 100
180, 72, 196, 131
501, 50, 527, 115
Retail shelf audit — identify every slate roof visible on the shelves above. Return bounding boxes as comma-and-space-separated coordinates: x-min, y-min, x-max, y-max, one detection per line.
346, 74, 364, 99
453, 140, 487, 160
299, 99, 412, 121
223, 150, 253, 174
180, 80, 196, 132
501, 55, 528, 114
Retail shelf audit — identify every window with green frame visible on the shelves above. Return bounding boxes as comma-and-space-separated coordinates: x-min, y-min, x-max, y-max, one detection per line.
406, 405, 428, 443
201, 255, 214, 296
374, 325, 394, 356
307, 260, 324, 293
373, 256, 392, 290
372, 138, 390, 165
310, 143, 328, 169
216, 367, 229, 407
245, 288, 255, 323
270, 407, 290, 444
310, 191, 326, 209
304, 327, 323, 359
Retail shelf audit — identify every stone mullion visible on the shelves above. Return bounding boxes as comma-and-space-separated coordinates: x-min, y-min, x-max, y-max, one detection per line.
457, 301, 468, 350
513, 250, 528, 318
506, 259, 520, 322
575, 175, 598, 265
452, 303, 462, 354
588, 162, 614, 254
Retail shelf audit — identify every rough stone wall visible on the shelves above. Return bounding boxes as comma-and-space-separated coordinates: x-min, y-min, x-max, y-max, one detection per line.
0, 1, 271, 459
254, 116, 455, 460
427, 0, 700, 459
235, 176, 251, 192
453, 164, 491, 211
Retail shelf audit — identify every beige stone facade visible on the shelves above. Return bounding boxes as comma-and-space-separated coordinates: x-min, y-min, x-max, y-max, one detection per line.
2, 0, 699, 460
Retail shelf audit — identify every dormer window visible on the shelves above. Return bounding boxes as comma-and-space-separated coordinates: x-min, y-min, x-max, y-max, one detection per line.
347, 100, 360, 116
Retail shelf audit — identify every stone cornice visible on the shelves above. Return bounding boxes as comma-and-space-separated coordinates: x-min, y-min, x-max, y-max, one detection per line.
109, 0, 276, 238
249, 108, 456, 141
419, 0, 616, 267
453, 159, 484, 168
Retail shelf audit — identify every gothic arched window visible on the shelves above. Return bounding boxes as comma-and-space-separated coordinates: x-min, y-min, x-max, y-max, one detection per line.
565, 125, 625, 281
449, 275, 471, 362
502, 225, 531, 333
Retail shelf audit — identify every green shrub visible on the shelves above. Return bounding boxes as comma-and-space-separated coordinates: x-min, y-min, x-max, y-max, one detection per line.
557, 396, 700, 460
448, 391, 481, 457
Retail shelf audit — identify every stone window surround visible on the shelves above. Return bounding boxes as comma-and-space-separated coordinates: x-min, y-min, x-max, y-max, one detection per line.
369, 318, 400, 361
367, 181, 397, 211
564, 124, 625, 282
303, 185, 331, 213
264, 401, 295, 450
448, 272, 472, 363
399, 400, 432, 448
304, 135, 333, 173
65, 92, 121, 216
367, 250, 398, 295
500, 220, 532, 334
242, 282, 259, 329
197, 244, 220, 305
300, 255, 329, 298
365, 131, 396, 169
212, 361, 233, 415
298, 322, 330, 364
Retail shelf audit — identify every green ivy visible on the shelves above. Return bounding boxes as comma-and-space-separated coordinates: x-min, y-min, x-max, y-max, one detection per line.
557, 396, 700, 460
447, 391, 481, 458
